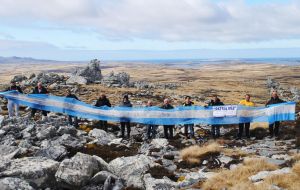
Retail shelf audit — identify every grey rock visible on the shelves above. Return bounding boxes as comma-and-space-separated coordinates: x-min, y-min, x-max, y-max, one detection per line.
36, 126, 56, 140
0, 145, 20, 159
73, 59, 102, 83
0, 157, 59, 188
108, 155, 155, 189
89, 129, 113, 145
55, 152, 101, 187
11, 75, 28, 83
57, 125, 78, 136
52, 134, 85, 149
249, 167, 291, 182
35, 145, 67, 161
66, 75, 88, 85
0, 177, 35, 190
102, 71, 130, 87
143, 174, 177, 190
90, 171, 118, 185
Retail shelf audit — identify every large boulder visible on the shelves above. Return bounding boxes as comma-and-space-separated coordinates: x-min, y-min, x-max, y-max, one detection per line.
88, 129, 113, 145
35, 145, 67, 161
55, 152, 106, 188
0, 177, 35, 190
73, 59, 102, 83
0, 157, 59, 188
108, 155, 155, 189
102, 71, 130, 87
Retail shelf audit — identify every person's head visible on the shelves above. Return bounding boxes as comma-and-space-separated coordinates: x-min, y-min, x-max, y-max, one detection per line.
37, 82, 42, 89
11, 81, 16, 86
100, 93, 106, 99
272, 90, 278, 99
185, 96, 191, 103
164, 98, 170, 105
245, 94, 251, 101
213, 95, 219, 102
66, 89, 71, 95
123, 95, 129, 102
147, 100, 153, 107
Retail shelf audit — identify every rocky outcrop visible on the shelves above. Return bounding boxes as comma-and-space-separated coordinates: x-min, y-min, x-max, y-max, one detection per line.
72, 59, 102, 84
11, 75, 28, 83
24, 72, 65, 86
66, 75, 87, 85
102, 71, 130, 87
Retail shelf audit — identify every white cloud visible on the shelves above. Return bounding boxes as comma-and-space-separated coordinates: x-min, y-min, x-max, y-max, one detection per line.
0, 0, 300, 42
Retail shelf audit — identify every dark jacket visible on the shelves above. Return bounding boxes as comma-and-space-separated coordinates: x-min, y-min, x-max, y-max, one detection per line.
32, 86, 48, 94
209, 98, 224, 106
161, 104, 174, 109
121, 100, 132, 107
66, 94, 79, 100
266, 97, 285, 106
7, 85, 23, 93
95, 98, 111, 107
183, 102, 194, 106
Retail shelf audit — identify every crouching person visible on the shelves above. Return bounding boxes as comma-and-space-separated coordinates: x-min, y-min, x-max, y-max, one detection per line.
66, 89, 79, 128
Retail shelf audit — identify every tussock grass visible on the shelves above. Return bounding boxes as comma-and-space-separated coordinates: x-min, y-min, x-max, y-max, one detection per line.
180, 142, 248, 164
201, 158, 278, 190
292, 161, 300, 176
180, 143, 221, 164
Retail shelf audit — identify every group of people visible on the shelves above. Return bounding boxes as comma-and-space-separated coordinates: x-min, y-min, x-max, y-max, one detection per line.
4, 81, 286, 140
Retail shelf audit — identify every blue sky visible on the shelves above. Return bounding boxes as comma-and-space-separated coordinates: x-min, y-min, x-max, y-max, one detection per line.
0, 0, 299, 60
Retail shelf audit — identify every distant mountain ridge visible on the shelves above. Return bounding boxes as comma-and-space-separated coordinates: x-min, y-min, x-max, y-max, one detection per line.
0, 56, 71, 64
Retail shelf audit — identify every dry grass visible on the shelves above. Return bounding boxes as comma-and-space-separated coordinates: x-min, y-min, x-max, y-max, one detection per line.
292, 153, 300, 162
292, 161, 300, 176
180, 143, 221, 164
201, 158, 278, 190
180, 142, 248, 164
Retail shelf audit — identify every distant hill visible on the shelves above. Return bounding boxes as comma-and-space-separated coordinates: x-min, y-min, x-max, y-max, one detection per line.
0, 56, 78, 64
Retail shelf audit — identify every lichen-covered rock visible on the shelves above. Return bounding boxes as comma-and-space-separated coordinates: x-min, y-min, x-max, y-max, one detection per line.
0, 157, 59, 188
108, 155, 155, 189
0, 145, 20, 159
11, 75, 28, 83
55, 152, 101, 188
143, 174, 177, 190
35, 145, 67, 161
0, 177, 35, 190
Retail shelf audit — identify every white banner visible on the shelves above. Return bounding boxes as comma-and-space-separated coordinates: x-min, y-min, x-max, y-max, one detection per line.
213, 105, 238, 117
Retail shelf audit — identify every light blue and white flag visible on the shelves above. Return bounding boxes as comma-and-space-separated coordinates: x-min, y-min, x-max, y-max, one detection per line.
0, 91, 296, 125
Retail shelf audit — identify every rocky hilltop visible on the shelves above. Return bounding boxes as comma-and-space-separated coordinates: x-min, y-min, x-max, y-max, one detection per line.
0, 60, 300, 190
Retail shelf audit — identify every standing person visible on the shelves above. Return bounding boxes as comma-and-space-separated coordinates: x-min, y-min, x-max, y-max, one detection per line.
66, 89, 79, 128
208, 95, 224, 138
237, 94, 255, 139
266, 90, 285, 138
120, 95, 132, 138
31, 82, 48, 119
161, 98, 175, 139
183, 96, 195, 138
145, 100, 157, 139
6, 81, 23, 117
95, 94, 111, 131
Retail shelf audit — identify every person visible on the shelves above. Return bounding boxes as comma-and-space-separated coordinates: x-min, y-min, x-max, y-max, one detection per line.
161, 98, 175, 139
66, 89, 79, 128
266, 90, 285, 138
6, 81, 23, 117
120, 95, 132, 138
237, 94, 255, 139
145, 100, 157, 139
208, 95, 224, 138
95, 94, 111, 131
31, 82, 48, 118
183, 96, 195, 138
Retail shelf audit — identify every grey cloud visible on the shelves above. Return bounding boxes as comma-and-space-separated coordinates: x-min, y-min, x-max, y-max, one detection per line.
0, 0, 300, 42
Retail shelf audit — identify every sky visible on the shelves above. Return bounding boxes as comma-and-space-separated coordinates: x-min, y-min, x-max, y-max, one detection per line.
0, 0, 300, 61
